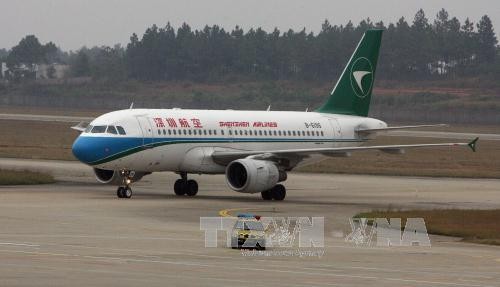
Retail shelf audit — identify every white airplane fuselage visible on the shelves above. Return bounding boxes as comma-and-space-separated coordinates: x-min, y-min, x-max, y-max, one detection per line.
72, 108, 386, 174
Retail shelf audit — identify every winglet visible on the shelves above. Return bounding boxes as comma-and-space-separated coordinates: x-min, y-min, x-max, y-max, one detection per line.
468, 137, 479, 152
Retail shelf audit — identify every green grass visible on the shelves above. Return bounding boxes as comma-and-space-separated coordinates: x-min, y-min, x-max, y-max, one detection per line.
0, 169, 56, 185
354, 209, 500, 246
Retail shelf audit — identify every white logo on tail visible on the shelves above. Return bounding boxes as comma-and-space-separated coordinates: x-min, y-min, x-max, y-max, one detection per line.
350, 57, 374, 99
352, 71, 371, 93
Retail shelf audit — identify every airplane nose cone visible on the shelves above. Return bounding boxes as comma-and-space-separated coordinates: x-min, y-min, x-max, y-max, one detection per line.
72, 136, 105, 164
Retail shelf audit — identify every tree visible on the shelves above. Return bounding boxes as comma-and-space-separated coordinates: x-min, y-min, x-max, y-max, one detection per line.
476, 15, 497, 62
72, 50, 90, 77
6, 35, 44, 68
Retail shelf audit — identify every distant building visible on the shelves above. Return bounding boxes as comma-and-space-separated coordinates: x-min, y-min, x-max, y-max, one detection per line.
1, 62, 7, 78
1, 62, 69, 80
36, 63, 69, 79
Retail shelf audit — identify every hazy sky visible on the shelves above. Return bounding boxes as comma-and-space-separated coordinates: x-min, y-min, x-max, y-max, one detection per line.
0, 0, 498, 50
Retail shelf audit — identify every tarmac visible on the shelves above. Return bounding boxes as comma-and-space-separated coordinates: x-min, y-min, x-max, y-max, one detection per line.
0, 158, 499, 286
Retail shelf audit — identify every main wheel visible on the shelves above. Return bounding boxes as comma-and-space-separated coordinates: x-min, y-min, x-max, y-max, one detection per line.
261, 190, 273, 200
186, 179, 198, 196
116, 187, 124, 198
272, 184, 286, 201
123, 186, 132, 198
174, 179, 186, 196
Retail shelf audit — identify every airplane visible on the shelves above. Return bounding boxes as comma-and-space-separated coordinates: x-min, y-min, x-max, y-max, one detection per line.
71, 29, 478, 201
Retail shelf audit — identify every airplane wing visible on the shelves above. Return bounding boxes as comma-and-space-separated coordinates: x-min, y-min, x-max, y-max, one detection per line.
211, 137, 478, 167
356, 124, 448, 135
71, 121, 89, 132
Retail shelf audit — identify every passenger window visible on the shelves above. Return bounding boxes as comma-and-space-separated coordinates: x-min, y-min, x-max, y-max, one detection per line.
116, 126, 126, 135
292, 131, 296, 136
244, 130, 247, 136
302, 131, 305, 136
183, 130, 187, 135
188, 130, 192, 135
168, 130, 171, 135
157, 130, 161, 135
321, 131, 324, 136
287, 131, 291, 136
306, 131, 310, 136
214, 130, 217, 135
107, 126, 118, 134
209, 130, 212, 135
221, 130, 225, 135
273, 131, 277, 136
278, 131, 281, 136
259, 130, 262, 136
264, 131, 267, 136
85, 125, 93, 133
229, 130, 232, 135
91, 125, 107, 133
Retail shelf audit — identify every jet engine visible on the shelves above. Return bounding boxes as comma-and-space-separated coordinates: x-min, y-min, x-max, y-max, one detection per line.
93, 168, 149, 185
225, 159, 285, 193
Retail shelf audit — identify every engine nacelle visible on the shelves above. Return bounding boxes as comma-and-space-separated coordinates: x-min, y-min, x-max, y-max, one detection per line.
225, 159, 282, 193
93, 168, 149, 185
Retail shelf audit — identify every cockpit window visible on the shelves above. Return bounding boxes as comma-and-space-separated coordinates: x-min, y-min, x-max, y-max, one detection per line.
84, 125, 93, 133
91, 125, 107, 133
107, 126, 118, 134
116, 126, 126, 135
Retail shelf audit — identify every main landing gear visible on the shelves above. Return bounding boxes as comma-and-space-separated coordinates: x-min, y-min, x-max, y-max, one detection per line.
261, 184, 286, 201
117, 170, 133, 199
174, 172, 198, 196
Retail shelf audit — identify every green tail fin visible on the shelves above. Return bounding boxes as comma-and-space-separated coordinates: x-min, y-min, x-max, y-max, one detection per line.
316, 29, 383, 116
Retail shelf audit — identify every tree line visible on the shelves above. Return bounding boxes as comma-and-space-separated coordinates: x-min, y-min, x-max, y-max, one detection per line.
1, 8, 498, 82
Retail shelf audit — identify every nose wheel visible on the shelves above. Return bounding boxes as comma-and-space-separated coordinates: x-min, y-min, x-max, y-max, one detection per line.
117, 186, 132, 198
116, 170, 133, 199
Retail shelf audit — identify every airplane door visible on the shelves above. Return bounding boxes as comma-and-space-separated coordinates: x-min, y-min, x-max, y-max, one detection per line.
327, 118, 342, 139
134, 116, 156, 169
136, 116, 154, 146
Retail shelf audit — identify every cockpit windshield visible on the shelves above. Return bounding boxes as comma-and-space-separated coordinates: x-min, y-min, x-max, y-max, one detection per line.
86, 125, 126, 135
91, 125, 107, 133
116, 126, 126, 135
106, 126, 118, 134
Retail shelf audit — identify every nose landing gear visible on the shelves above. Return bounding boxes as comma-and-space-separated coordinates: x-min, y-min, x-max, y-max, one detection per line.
116, 170, 134, 199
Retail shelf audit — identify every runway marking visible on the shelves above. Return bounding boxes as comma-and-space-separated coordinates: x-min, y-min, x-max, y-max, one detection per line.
0, 248, 492, 287
218, 207, 278, 217
219, 207, 258, 217
0, 233, 201, 241
0, 242, 40, 247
